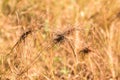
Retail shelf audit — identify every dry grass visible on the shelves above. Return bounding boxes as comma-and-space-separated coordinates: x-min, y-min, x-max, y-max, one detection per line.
0, 0, 120, 80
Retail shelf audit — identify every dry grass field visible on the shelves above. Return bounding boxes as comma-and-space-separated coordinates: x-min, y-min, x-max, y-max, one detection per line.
0, 0, 120, 80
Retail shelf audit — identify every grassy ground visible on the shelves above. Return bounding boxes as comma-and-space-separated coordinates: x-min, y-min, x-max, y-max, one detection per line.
0, 0, 120, 80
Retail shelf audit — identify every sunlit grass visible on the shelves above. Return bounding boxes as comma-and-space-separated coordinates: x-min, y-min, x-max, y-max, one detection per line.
0, 0, 120, 80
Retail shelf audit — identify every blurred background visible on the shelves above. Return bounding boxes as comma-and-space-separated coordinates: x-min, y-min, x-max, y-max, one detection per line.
0, 0, 120, 80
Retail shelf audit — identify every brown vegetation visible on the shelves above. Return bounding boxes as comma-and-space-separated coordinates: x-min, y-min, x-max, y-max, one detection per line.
0, 0, 120, 80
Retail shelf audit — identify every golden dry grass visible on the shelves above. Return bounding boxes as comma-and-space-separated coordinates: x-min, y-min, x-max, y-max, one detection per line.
0, 0, 120, 80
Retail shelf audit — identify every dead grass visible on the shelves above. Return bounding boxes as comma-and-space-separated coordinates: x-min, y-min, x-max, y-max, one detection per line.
0, 0, 120, 80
